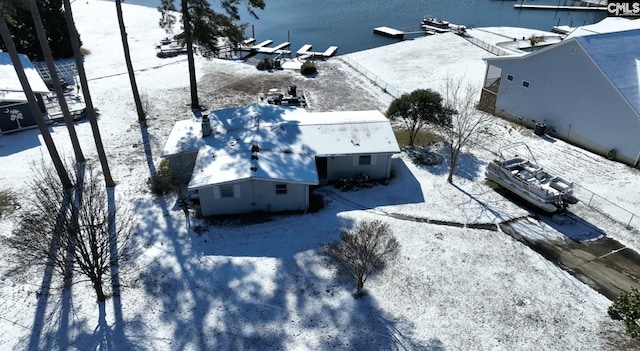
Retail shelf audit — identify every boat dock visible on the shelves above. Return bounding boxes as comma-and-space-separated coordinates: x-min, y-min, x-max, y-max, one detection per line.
514, 4, 606, 11
237, 39, 291, 58
295, 45, 339, 59
373, 26, 439, 39
373, 26, 405, 38
236, 39, 337, 60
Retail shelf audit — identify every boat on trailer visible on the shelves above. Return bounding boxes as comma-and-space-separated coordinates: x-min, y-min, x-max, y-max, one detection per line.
485, 143, 578, 213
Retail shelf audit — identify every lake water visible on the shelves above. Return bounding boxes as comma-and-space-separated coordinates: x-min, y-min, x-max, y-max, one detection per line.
117, 0, 606, 54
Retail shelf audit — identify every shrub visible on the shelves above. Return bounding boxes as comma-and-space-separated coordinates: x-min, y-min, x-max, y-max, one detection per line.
609, 288, 640, 338
148, 158, 174, 195
300, 60, 317, 76
334, 174, 374, 192
256, 57, 274, 71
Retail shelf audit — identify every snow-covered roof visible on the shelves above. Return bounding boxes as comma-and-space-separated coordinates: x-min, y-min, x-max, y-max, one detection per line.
576, 29, 640, 117
565, 17, 640, 38
0, 53, 50, 101
484, 29, 640, 117
162, 103, 400, 189
188, 148, 318, 190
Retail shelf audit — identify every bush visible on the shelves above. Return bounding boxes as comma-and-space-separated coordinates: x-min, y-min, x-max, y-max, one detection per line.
609, 288, 640, 338
300, 60, 317, 76
148, 158, 174, 195
334, 174, 374, 192
256, 57, 274, 71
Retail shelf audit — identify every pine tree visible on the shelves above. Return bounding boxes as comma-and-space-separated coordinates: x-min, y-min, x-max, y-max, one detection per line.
1, 0, 77, 60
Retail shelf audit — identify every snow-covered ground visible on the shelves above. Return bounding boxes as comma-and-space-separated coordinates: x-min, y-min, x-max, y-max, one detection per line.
1, 0, 639, 349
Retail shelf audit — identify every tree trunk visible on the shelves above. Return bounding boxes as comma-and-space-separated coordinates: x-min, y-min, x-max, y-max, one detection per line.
115, 0, 145, 122
356, 276, 364, 298
0, 16, 73, 189
31, 0, 85, 164
447, 148, 459, 183
93, 276, 106, 302
61, 0, 115, 187
182, 0, 199, 110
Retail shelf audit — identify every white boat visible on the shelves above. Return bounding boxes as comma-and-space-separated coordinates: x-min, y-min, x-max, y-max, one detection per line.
485, 143, 578, 213
421, 17, 451, 33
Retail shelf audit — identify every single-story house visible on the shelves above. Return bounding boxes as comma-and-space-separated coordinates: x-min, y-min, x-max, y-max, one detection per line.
479, 28, 640, 166
0, 52, 50, 133
161, 103, 400, 216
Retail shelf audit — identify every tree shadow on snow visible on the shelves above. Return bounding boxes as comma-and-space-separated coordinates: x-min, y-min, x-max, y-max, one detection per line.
132, 193, 439, 349
417, 146, 484, 181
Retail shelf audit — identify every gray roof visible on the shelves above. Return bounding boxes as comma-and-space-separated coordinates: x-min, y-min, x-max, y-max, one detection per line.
576, 29, 640, 116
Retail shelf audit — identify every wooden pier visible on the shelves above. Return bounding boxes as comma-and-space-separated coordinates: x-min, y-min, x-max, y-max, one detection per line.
514, 4, 606, 11
236, 39, 337, 60
295, 45, 338, 59
237, 39, 291, 58
373, 26, 405, 39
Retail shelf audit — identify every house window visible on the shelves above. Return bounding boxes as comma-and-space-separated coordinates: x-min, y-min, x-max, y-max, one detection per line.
275, 183, 287, 195
220, 185, 234, 198
358, 155, 371, 165
522, 81, 530, 88
507, 74, 514, 81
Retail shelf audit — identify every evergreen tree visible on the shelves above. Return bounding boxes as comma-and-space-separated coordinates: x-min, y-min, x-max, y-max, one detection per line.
0, 0, 77, 60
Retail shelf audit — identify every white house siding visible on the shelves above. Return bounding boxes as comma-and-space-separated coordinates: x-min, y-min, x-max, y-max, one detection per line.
197, 180, 308, 216
490, 41, 640, 165
325, 153, 393, 180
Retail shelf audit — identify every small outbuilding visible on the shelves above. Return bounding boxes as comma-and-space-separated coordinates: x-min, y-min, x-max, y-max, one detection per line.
161, 103, 400, 216
0, 53, 50, 134
479, 28, 640, 166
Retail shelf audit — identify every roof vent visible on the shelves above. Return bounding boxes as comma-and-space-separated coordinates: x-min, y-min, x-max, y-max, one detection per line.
250, 166, 257, 172
251, 144, 260, 152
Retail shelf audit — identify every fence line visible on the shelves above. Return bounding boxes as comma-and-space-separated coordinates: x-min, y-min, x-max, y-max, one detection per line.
573, 184, 640, 231
463, 36, 511, 57
341, 46, 639, 232
338, 56, 403, 99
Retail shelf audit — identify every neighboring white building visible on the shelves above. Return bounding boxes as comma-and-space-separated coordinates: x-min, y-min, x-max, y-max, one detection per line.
0, 53, 50, 133
479, 28, 640, 166
162, 103, 400, 216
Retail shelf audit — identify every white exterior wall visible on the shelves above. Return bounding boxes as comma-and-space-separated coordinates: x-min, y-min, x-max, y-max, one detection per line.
326, 153, 393, 180
491, 41, 640, 165
197, 180, 308, 216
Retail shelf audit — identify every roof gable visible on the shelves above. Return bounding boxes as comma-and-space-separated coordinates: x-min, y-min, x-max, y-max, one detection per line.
162, 103, 400, 189
576, 30, 640, 116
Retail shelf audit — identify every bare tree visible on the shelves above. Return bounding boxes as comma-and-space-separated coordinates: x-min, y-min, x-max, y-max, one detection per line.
386, 89, 454, 146
441, 77, 491, 183
3, 161, 134, 302
325, 219, 400, 297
